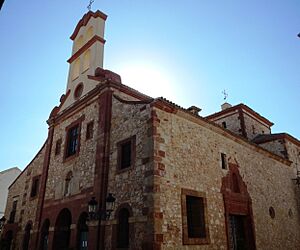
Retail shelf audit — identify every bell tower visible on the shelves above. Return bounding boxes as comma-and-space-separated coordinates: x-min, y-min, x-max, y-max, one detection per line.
60, 10, 107, 110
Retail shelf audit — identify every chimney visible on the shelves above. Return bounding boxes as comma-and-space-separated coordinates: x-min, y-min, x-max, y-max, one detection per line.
221, 102, 232, 111
187, 106, 202, 115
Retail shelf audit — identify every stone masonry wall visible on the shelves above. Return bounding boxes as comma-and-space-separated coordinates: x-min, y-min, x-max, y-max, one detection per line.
209, 111, 243, 137
45, 96, 99, 202
285, 140, 300, 172
243, 112, 271, 140
105, 94, 154, 249
153, 107, 300, 249
4, 144, 46, 250
257, 140, 287, 159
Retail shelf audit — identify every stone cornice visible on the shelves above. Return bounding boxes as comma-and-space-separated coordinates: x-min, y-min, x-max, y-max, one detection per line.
113, 94, 154, 105
253, 133, 300, 148
46, 70, 291, 167
206, 103, 274, 127
50, 77, 152, 125
153, 98, 291, 166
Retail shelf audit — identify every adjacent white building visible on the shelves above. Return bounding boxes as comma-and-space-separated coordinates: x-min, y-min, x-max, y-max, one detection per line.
0, 167, 21, 217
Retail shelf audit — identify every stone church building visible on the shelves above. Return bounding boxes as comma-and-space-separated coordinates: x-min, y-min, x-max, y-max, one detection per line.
1, 9, 300, 250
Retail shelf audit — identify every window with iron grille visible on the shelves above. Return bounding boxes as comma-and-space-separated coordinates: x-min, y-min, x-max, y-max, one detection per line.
186, 196, 206, 238
182, 189, 210, 245
66, 125, 79, 157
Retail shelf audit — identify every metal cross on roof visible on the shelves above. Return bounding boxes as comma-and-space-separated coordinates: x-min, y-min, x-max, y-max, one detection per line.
222, 90, 228, 101
87, 0, 95, 11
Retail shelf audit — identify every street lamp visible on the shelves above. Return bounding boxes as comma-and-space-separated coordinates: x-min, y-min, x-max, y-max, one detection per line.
88, 194, 116, 221
0, 216, 6, 232
298, 33, 300, 38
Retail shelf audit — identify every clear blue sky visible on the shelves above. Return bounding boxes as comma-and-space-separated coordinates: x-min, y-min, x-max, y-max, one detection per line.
1, 1, 299, 171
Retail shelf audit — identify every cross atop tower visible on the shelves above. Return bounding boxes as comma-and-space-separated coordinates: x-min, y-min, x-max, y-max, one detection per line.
87, 0, 95, 11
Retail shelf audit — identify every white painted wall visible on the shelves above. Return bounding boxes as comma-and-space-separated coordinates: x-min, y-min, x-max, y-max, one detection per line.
0, 167, 21, 217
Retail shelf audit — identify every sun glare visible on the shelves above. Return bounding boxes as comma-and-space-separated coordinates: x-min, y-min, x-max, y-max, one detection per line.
117, 63, 177, 101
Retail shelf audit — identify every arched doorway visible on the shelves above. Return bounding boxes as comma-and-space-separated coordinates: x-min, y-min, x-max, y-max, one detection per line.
52, 208, 72, 250
39, 219, 50, 250
22, 222, 32, 250
117, 208, 130, 248
2, 230, 13, 250
77, 212, 88, 250
221, 162, 256, 250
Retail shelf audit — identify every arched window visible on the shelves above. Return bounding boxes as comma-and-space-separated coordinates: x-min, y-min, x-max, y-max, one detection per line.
77, 212, 88, 250
22, 222, 32, 250
52, 208, 72, 250
72, 58, 80, 80
39, 219, 50, 250
82, 50, 91, 72
86, 26, 94, 41
117, 208, 130, 248
64, 171, 73, 196
232, 173, 240, 193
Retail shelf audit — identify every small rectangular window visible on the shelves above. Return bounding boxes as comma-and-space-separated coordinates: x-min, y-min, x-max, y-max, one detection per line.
121, 142, 131, 169
252, 125, 256, 135
12, 200, 17, 210
30, 176, 40, 197
221, 153, 227, 170
66, 125, 79, 157
222, 121, 227, 128
86, 121, 94, 140
117, 136, 136, 171
55, 139, 62, 155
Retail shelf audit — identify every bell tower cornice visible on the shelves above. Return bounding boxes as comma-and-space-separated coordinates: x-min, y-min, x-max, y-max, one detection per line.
67, 35, 106, 64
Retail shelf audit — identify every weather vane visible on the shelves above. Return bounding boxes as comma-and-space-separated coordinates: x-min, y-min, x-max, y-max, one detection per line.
87, 0, 95, 11
222, 90, 228, 101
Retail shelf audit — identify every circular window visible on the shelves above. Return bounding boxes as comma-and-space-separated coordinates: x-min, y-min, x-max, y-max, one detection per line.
269, 206, 275, 219
74, 83, 84, 99
288, 208, 293, 218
